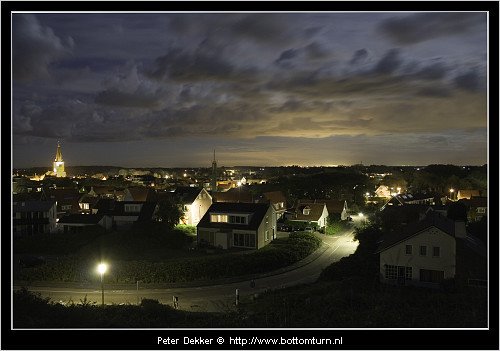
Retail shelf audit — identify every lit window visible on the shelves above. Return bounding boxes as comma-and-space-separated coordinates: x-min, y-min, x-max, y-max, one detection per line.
210, 214, 228, 223
265, 230, 269, 241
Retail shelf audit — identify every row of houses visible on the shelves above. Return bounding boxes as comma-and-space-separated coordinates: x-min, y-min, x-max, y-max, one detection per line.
381, 191, 487, 223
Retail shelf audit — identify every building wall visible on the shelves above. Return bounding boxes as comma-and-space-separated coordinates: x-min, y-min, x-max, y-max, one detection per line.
379, 227, 456, 286
256, 205, 276, 249
319, 206, 329, 228
14, 203, 57, 235
184, 189, 213, 226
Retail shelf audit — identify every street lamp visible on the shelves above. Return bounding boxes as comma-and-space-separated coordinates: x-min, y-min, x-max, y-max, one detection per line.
449, 188, 454, 201
97, 263, 107, 307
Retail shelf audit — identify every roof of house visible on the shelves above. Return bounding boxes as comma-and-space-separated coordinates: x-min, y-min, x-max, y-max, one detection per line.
95, 198, 116, 215
58, 214, 105, 225
292, 202, 328, 221
155, 191, 176, 203
112, 201, 158, 221
469, 196, 487, 207
297, 198, 345, 215
174, 186, 205, 204
376, 211, 457, 253
197, 202, 272, 231
13, 200, 56, 212
78, 194, 100, 206
45, 188, 80, 201
457, 190, 481, 199
13, 192, 47, 202
262, 191, 287, 205
125, 187, 156, 202
89, 186, 116, 195
212, 190, 254, 203
459, 196, 488, 208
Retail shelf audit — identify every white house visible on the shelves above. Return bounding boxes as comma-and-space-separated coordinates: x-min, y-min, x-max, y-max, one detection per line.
376, 212, 465, 287
288, 202, 329, 229
375, 185, 392, 198
197, 202, 276, 249
173, 187, 212, 226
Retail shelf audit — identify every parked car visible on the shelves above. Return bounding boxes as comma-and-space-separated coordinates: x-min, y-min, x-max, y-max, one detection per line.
304, 227, 314, 233
277, 224, 291, 232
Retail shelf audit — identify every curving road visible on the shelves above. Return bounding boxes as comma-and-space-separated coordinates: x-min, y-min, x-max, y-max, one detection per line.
14, 231, 358, 312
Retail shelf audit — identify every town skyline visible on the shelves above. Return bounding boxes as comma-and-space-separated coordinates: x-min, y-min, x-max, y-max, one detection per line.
12, 12, 488, 168
13, 149, 489, 170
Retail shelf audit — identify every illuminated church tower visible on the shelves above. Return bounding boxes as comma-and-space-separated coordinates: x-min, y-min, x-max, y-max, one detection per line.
52, 141, 66, 177
211, 150, 217, 192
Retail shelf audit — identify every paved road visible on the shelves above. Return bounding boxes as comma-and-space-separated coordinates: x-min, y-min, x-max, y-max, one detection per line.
15, 231, 358, 312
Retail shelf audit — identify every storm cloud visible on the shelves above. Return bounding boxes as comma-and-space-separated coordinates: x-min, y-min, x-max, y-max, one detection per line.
11, 12, 488, 167
13, 14, 74, 81
378, 12, 485, 45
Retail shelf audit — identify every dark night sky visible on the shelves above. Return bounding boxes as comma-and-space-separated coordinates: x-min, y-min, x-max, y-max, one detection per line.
12, 12, 488, 168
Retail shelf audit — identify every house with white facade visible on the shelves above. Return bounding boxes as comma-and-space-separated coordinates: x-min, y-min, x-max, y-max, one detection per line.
375, 185, 392, 198
376, 211, 465, 287
288, 202, 329, 229
173, 187, 212, 226
261, 191, 287, 220
197, 202, 276, 249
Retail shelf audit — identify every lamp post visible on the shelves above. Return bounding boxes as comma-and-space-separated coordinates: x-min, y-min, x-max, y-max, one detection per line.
449, 188, 455, 201
97, 263, 107, 307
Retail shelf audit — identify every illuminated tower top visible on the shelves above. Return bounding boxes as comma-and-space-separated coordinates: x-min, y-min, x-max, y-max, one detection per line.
55, 141, 63, 162
52, 141, 66, 177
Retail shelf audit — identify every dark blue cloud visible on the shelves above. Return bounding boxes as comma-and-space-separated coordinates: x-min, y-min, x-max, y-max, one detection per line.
378, 12, 485, 45
373, 49, 402, 75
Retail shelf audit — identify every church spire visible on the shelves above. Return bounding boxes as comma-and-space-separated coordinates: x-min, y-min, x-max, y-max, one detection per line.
55, 141, 63, 162
52, 141, 66, 177
211, 149, 217, 192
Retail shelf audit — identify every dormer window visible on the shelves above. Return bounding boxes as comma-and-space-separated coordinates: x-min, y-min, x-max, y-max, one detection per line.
124, 204, 142, 213
303, 206, 311, 215
211, 214, 228, 223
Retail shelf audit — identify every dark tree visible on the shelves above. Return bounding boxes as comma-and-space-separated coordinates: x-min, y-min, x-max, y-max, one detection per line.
156, 199, 183, 229
447, 202, 468, 222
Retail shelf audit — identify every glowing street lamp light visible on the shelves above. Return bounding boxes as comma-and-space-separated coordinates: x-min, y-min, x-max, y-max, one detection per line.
449, 188, 455, 200
97, 263, 107, 307
358, 212, 364, 217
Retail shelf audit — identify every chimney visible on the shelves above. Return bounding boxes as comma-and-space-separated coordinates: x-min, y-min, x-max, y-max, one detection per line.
454, 220, 466, 238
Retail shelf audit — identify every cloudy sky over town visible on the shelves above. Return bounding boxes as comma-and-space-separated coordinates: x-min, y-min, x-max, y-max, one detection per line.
12, 12, 488, 168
